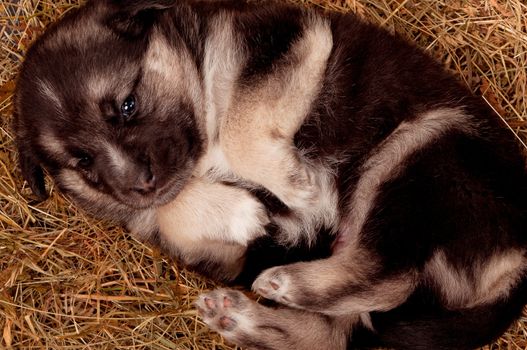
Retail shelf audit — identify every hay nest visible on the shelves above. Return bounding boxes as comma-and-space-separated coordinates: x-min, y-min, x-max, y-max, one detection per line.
1, 0, 526, 349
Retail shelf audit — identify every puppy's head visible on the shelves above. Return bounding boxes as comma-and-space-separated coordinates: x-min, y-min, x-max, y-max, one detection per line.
14, 0, 204, 220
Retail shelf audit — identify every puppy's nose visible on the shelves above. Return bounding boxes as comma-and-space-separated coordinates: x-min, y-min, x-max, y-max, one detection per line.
132, 171, 156, 194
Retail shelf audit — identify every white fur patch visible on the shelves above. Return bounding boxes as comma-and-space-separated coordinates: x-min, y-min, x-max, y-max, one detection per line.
156, 178, 269, 250
202, 12, 243, 145
189, 14, 242, 184
126, 209, 157, 240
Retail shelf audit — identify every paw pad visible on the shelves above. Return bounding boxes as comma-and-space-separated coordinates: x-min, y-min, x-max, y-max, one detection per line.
219, 315, 236, 331
195, 289, 251, 336
270, 281, 280, 290
205, 297, 216, 309
223, 295, 233, 308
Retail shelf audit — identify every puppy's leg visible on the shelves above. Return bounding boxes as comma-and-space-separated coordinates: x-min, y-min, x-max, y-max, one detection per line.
155, 178, 270, 281
251, 108, 473, 311
223, 130, 319, 210
196, 289, 352, 350
252, 250, 417, 316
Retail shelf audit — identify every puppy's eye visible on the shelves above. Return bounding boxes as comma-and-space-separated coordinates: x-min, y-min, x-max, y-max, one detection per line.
121, 95, 136, 120
78, 156, 92, 169
73, 152, 93, 169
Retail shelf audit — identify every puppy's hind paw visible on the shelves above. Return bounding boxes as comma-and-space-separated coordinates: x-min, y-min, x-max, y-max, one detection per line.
252, 266, 297, 307
195, 289, 256, 341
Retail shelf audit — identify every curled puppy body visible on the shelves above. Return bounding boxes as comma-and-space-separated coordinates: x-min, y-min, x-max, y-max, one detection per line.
13, 0, 527, 349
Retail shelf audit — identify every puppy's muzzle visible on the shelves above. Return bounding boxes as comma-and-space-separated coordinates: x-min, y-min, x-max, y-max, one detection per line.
131, 171, 156, 194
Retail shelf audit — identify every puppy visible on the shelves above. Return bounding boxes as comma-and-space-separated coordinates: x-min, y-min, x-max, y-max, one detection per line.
14, 0, 527, 349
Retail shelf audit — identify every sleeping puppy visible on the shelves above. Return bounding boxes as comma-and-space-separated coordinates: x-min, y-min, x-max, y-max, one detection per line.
14, 0, 527, 349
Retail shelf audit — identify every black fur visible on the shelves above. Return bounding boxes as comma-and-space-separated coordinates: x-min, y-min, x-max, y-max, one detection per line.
235, 6, 304, 82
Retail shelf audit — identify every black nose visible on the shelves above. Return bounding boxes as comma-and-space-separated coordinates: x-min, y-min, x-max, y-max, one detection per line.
132, 171, 156, 194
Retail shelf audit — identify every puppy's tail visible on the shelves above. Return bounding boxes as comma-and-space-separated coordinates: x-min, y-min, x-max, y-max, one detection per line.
351, 276, 527, 350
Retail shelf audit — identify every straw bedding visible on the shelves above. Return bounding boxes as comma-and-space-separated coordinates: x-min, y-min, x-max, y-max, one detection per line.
1, 0, 526, 349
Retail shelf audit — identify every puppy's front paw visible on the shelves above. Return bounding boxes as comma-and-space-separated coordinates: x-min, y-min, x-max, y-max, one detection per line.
195, 289, 256, 342
283, 166, 320, 209
252, 266, 297, 307
227, 194, 270, 244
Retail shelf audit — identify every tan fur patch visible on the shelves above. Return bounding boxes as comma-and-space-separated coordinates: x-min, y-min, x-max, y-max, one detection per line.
200, 15, 337, 244
104, 142, 128, 173
220, 15, 333, 208
144, 28, 204, 121
478, 250, 527, 302
425, 249, 527, 308
272, 165, 339, 245
196, 14, 338, 245
329, 273, 417, 315
38, 131, 67, 161
56, 168, 130, 220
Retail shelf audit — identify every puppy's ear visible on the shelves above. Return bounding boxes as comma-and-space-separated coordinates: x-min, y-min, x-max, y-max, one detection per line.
17, 143, 48, 201
102, 0, 176, 38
